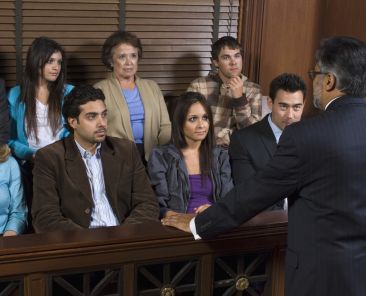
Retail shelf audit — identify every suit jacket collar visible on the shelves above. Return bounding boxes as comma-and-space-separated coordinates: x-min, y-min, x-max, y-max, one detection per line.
256, 114, 277, 156
64, 136, 92, 204
99, 138, 121, 214
64, 136, 120, 212
326, 95, 366, 111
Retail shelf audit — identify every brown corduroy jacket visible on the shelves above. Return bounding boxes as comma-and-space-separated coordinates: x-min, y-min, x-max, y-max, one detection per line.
32, 136, 159, 233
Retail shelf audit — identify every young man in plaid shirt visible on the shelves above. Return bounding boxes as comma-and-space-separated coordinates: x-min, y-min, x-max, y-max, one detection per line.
188, 36, 262, 149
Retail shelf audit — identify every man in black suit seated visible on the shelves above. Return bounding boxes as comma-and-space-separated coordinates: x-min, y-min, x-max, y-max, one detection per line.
229, 73, 306, 210
162, 36, 366, 296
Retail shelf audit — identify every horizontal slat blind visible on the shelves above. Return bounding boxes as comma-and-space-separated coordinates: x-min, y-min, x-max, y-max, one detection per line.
125, 0, 239, 95
0, 1, 17, 86
22, 0, 119, 87
2, 0, 239, 96
219, 0, 239, 38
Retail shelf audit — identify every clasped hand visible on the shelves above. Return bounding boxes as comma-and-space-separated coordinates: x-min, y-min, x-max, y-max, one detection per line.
224, 76, 243, 99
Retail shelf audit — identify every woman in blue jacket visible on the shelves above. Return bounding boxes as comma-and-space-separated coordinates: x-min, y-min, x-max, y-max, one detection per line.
148, 92, 233, 218
8, 37, 73, 224
8, 37, 73, 161
0, 144, 27, 236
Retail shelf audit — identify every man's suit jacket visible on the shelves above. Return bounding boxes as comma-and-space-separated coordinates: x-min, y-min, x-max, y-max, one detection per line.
229, 114, 283, 210
196, 96, 366, 296
32, 136, 159, 233
0, 79, 9, 144
229, 114, 277, 181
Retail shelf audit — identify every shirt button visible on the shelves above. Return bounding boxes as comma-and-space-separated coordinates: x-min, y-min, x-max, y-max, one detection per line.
85, 208, 90, 214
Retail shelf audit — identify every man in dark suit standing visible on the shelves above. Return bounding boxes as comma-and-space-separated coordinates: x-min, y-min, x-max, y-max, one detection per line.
229, 73, 306, 210
32, 85, 159, 233
162, 36, 366, 296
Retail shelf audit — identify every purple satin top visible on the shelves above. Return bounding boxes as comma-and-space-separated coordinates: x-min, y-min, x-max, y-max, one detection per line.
186, 174, 213, 213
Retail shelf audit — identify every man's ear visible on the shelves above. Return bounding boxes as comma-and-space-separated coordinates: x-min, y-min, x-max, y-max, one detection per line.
68, 117, 77, 129
325, 73, 337, 91
267, 97, 273, 111
213, 59, 219, 68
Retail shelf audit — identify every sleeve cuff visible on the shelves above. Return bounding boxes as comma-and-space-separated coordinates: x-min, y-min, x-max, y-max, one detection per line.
189, 217, 202, 240
229, 95, 248, 107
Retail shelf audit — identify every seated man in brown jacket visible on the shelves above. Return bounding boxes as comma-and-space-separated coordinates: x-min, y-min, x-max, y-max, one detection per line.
32, 85, 159, 232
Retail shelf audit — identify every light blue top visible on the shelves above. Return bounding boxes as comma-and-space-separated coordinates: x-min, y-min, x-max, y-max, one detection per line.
0, 156, 27, 234
7, 84, 74, 161
268, 113, 283, 144
122, 87, 145, 144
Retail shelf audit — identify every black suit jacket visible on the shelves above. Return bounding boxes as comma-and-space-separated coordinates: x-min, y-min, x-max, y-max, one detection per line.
196, 96, 366, 296
229, 114, 277, 181
229, 114, 283, 210
0, 79, 9, 144
32, 136, 159, 233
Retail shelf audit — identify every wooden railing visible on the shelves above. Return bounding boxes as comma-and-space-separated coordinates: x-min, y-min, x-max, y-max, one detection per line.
0, 210, 287, 296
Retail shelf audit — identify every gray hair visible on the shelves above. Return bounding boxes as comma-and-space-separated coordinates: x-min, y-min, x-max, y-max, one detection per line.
315, 36, 366, 97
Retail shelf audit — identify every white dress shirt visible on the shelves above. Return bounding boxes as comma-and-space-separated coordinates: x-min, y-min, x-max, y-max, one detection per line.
75, 140, 119, 228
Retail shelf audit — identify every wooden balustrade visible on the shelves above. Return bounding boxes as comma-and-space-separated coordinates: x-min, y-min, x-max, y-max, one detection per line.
0, 210, 287, 296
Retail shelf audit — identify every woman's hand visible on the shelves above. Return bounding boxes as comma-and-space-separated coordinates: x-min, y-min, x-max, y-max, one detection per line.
164, 210, 179, 218
194, 204, 211, 214
3, 230, 17, 237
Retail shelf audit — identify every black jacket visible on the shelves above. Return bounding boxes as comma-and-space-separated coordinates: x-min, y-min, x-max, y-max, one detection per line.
196, 96, 366, 296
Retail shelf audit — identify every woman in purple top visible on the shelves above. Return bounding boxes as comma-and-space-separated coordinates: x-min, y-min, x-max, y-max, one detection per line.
148, 92, 233, 218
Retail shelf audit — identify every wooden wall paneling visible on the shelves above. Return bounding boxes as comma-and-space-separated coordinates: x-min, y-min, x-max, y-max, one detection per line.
258, 0, 325, 116
322, 0, 366, 42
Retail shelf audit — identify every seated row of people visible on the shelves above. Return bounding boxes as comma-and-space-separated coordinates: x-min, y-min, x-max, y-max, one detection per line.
9, 32, 262, 167
0, 30, 307, 235
0, 69, 305, 235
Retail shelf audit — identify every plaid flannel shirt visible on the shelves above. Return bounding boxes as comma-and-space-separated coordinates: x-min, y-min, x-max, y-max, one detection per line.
187, 71, 262, 148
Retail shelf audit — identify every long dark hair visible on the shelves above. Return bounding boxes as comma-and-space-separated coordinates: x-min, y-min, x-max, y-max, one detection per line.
20, 37, 67, 141
171, 92, 215, 177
